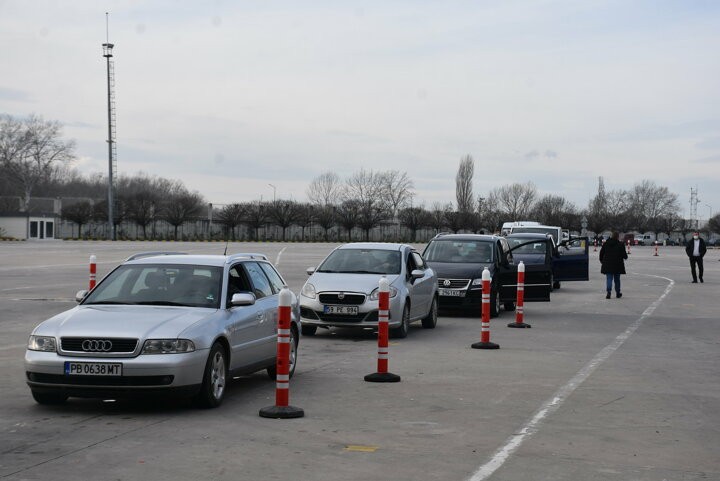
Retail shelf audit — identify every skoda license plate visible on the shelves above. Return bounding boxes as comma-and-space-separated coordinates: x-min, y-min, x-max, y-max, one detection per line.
439, 288, 465, 297
324, 305, 359, 315
65, 362, 122, 376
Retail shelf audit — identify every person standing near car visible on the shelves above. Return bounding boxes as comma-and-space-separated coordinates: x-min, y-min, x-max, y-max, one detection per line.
685, 232, 707, 283
599, 231, 627, 299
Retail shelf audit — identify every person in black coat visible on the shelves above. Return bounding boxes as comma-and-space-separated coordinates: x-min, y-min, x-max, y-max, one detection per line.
685, 232, 707, 283
599, 231, 628, 299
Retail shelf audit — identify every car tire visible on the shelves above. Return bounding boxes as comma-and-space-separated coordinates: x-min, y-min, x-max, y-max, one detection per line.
195, 342, 228, 409
31, 390, 68, 405
490, 287, 500, 318
553, 280, 561, 289
390, 303, 410, 339
421, 297, 438, 329
301, 325, 317, 336
267, 326, 298, 380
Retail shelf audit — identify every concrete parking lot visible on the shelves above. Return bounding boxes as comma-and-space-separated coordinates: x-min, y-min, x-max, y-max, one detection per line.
1, 241, 718, 481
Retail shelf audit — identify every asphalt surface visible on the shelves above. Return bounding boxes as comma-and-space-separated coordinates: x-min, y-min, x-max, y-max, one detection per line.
0, 241, 718, 481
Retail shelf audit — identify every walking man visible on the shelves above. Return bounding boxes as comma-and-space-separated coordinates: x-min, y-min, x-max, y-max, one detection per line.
685, 232, 707, 283
599, 231, 628, 299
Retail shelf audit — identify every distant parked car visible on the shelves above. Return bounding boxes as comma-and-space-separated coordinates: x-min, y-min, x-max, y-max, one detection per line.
25, 252, 300, 407
299, 243, 438, 338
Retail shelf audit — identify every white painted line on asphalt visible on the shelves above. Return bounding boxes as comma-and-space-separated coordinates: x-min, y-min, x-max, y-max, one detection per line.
0, 344, 25, 352
275, 246, 287, 266
467, 274, 675, 481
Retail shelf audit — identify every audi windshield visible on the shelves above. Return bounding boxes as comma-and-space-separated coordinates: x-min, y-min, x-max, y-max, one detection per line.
83, 264, 223, 309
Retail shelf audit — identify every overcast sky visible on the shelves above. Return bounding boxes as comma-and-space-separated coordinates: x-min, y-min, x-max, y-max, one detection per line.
1, 1, 719, 220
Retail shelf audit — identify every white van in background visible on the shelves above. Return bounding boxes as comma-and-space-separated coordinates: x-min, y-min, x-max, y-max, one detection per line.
501, 221, 540, 236
508, 224, 565, 245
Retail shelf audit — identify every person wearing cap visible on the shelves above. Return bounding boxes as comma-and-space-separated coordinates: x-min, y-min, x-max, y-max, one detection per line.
685, 232, 707, 283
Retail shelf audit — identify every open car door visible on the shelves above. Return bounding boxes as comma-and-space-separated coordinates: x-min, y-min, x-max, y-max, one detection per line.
498, 240, 552, 303
554, 237, 589, 282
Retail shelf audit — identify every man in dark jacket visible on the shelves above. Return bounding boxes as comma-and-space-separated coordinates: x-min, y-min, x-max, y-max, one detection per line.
599, 231, 628, 299
685, 232, 707, 283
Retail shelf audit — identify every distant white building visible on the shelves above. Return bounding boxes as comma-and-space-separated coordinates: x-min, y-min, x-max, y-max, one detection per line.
0, 197, 60, 240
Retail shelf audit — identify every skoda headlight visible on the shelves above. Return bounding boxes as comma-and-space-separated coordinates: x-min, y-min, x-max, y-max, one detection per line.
142, 339, 196, 354
27, 335, 57, 352
301, 282, 316, 299
370, 286, 398, 300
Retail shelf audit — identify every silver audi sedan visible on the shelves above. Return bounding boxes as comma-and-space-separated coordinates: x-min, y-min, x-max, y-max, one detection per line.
24, 252, 300, 408
299, 243, 438, 338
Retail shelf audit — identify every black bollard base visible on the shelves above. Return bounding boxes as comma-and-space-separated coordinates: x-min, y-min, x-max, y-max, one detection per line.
508, 322, 531, 328
364, 372, 401, 383
259, 405, 305, 419
471, 341, 500, 350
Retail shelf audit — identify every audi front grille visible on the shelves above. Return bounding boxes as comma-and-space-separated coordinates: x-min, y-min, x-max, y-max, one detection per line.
61, 337, 138, 353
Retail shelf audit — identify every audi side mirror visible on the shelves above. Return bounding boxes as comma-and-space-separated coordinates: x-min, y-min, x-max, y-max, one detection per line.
75, 290, 88, 303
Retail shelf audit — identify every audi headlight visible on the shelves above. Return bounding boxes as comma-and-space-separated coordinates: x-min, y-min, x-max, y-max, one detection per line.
141, 339, 196, 354
27, 335, 57, 352
301, 282, 316, 299
370, 286, 398, 300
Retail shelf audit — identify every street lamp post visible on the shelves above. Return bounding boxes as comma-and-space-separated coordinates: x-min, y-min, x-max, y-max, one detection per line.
581, 215, 588, 237
268, 184, 276, 202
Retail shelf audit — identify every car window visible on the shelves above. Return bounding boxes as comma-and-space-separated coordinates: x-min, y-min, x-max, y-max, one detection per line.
227, 264, 253, 304
83, 264, 222, 308
507, 239, 548, 254
318, 249, 401, 274
423, 240, 493, 263
244, 262, 274, 299
259, 262, 285, 293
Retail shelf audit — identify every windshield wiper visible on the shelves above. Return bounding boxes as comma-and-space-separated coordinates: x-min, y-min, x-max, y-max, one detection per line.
135, 301, 187, 306
84, 301, 134, 305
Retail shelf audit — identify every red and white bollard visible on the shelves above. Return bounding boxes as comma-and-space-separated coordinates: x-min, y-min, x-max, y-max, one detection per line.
89, 255, 97, 291
260, 287, 304, 418
472, 268, 499, 349
365, 277, 401, 382
654, 244, 659, 256
593, 240, 597, 252
626, 239, 632, 254
508, 262, 531, 329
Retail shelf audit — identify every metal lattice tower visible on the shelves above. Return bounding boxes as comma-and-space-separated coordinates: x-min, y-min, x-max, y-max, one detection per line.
690, 187, 699, 229
103, 25, 117, 240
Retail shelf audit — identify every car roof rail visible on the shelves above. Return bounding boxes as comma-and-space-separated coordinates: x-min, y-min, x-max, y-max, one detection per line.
226, 252, 269, 262
125, 251, 188, 261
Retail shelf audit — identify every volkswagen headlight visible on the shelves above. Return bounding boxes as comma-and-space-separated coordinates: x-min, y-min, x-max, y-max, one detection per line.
471, 278, 483, 287
141, 339, 196, 354
301, 282, 316, 299
27, 335, 57, 352
370, 286, 398, 300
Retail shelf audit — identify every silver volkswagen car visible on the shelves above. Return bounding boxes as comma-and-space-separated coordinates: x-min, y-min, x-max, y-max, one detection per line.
299, 243, 438, 338
24, 252, 300, 408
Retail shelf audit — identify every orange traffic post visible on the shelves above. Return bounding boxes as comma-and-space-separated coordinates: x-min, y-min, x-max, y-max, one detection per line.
365, 276, 401, 382
508, 261, 531, 329
89, 255, 97, 291
627, 239, 632, 254
593, 239, 597, 252
654, 244, 659, 256
472, 268, 499, 349
260, 287, 304, 418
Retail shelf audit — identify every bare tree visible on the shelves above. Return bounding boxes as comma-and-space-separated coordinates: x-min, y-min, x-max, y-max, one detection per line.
336, 200, 361, 241
315, 204, 336, 241
488, 182, 538, 220
0, 114, 75, 210
163, 182, 204, 240
268, 199, 300, 241
398, 205, 429, 242
294, 202, 314, 241
243, 201, 269, 241
307, 171, 342, 206
455, 155, 474, 213
532, 194, 577, 227
343, 169, 390, 241
429, 202, 450, 234
382, 170, 414, 218
707, 213, 720, 236
61, 200, 94, 238
215, 204, 245, 240
605, 189, 632, 232
627, 180, 680, 233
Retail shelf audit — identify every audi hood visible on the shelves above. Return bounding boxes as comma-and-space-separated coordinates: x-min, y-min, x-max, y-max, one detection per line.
31, 305, 217, 340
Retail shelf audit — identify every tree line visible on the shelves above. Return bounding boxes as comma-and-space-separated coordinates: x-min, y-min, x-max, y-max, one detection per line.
2, 114, 718, 241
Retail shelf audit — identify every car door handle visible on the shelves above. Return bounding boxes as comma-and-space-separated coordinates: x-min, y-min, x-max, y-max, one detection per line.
256, 313, 265, 323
